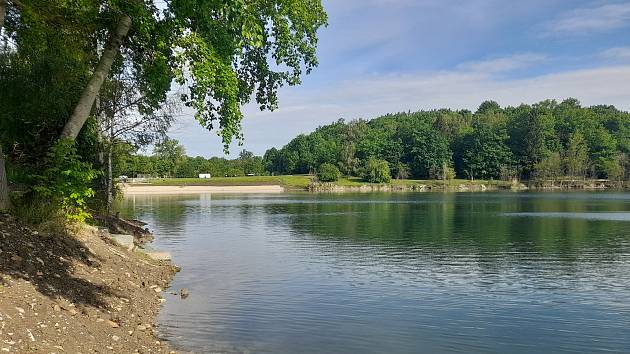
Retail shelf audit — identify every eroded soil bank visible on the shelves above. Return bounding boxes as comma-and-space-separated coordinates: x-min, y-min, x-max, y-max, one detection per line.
0, 213, 179, 353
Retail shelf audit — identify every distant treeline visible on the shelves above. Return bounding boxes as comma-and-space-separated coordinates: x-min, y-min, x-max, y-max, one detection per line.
262, 99, 630, 181
114, 138, 265, 178
119, 99, 630, 182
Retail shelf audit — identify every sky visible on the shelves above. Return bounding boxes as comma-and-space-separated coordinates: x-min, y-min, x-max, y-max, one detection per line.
169, 0, 630, 158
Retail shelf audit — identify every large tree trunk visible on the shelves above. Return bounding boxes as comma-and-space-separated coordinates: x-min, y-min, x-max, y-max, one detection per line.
0, 146, 10, 210
60, 14, 131, 140
0, 1, 9, 210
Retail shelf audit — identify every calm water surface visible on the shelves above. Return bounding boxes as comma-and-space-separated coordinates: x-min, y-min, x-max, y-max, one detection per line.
119, 192, 630, 354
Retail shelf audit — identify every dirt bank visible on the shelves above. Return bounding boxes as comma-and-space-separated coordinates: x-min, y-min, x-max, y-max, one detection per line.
0, 213, 179, 353
122, 184, 285, 195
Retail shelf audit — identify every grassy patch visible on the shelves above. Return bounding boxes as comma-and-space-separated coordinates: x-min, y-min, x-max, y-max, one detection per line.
131, 175, 512, 190
132, 175, 313, 189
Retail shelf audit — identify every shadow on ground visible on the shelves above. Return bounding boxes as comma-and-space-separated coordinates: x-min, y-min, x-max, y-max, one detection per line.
0, 212, 118, 309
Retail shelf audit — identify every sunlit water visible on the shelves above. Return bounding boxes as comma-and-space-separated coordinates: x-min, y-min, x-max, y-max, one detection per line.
119, 192, 630, 354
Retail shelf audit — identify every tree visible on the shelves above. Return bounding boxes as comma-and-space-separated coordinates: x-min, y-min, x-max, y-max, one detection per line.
47, 0, 328, 148
508, 103, 559, 178
476, 100, 501, 115
153, 138, 186, 177
263, 148, 282, 175
317, 163, 340, 182
61, 14, 132, 140
601, 155, 624, 181
238, 150, 264, 175
363, 159, 391, 183
460, 123, 512, 180
408, 127, 452, 179
564, 132, 589, 179
533, 152, 563, 181
0, 1, 10, 209
97, 69, 176, 215
393, 162, 410, 180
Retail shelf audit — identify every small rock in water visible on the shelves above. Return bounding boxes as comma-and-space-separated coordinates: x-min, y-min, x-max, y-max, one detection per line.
180, 288, 189, 299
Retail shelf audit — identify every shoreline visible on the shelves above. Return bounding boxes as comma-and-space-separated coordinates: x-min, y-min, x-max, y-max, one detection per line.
120, 179, 629, 195
121, 184, 285, 195
0, 213, 179, 353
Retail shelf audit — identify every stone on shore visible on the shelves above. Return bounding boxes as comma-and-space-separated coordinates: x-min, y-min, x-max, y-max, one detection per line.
136, 247, 171, 261
109, 234, 135, 251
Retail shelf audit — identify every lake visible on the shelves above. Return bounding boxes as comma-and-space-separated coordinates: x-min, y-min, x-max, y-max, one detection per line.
119, 192, 630, 354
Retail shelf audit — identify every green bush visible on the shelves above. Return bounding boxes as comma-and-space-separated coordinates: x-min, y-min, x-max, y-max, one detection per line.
317, 163, 341, 182
364, 159, 391, 183
31, 139, 99, 222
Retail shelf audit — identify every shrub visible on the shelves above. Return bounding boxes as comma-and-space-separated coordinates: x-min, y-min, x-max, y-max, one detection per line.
317, 163, 340, 182
364, 159, 391, 183
31, 139, 99, 222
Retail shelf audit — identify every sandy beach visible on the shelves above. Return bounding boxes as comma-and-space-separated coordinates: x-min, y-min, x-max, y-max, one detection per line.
121, 184, 285, 195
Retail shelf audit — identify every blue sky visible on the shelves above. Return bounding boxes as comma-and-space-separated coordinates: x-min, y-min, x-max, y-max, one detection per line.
169, 0, 630, 157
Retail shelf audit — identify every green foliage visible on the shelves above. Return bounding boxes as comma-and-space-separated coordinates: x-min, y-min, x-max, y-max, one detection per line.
117, 143, 265, 178
533, 152, 563, 181
153, 138, 186, 177
408, 126, 452, 179
317, 163, 341, 182
564, 132, 589, 178
169, 0, 328, 149
31, 140, 98, 222
263, 98, 630, 182
460, 123, 513, 180
600, 156, 624, 181
363, 159, 392, 183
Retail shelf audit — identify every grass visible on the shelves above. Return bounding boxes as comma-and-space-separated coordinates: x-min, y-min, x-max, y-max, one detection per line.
132, 175, 313, 189
130, 175, 513, 190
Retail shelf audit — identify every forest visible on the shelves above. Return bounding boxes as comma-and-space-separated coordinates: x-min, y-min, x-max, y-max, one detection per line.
116, 98, 630, 185
261, 99, 630, 183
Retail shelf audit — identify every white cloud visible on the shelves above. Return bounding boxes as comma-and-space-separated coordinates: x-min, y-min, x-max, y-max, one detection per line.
456, 54, 548, 74
171, 62, 630, 157
545, 2, 630, 35
600, 46, 630, 61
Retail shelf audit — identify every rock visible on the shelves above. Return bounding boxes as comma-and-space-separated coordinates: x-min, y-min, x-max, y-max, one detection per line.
107, 320, 119, 328
136, 325, 146, 331
180, 288, 189, 299
112, 335, 120, 341
53, 304, 61, 312
10, 255, 23, 263
15, 307, 24, 314
136, 247, 171, 261
153, 287, 162, 293
109, 234, 135, 251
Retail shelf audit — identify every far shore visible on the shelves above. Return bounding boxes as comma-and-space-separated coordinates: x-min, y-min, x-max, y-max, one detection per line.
119, 176, 629, 195
121, 183, 285, 195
